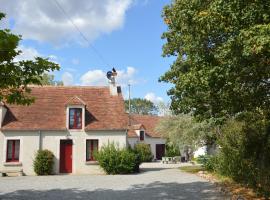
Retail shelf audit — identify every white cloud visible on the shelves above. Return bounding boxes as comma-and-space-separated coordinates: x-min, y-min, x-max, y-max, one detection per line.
14, 45, 40, 62
80, 70, 107, 86
145, 92, 164, 104
1, 0, 132, 44
62, 72, 74, 86
80, 66, 137, 87
117, 66, 137, 87
14, 45, 58, 64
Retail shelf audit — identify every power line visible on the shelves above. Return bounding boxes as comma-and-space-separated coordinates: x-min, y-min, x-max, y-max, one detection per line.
52, 0, 110, 67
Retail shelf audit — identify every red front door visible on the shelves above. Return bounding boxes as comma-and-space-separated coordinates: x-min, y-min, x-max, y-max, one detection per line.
60, 140, 72, 173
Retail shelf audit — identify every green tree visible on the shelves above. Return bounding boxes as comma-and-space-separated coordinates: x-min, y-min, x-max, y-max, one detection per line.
156, 114, 214, 150
161, 0, 270, 120
125, 98, 158, 115
39, 73, 63, 86
0, 13, 60, 105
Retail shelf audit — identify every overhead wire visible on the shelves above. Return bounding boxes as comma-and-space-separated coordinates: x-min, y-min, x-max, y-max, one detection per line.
52, 0, 111, 67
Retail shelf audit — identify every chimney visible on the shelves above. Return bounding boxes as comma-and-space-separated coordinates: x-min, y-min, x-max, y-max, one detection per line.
108, 69, 119, 96
0, 102, 7, 128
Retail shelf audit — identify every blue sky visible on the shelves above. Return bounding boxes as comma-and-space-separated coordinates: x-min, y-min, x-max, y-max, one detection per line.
1, 0, 174, 104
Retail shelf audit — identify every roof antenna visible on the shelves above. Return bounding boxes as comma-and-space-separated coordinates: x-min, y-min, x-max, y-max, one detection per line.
128, 84, 131, 126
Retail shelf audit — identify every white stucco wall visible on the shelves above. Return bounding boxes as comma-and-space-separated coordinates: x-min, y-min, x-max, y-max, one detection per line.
193, 146, 207, 158
127, 135, 166, 160
0, 106, 7, 128
0, 130, 127, 175
0, 131, 39, 175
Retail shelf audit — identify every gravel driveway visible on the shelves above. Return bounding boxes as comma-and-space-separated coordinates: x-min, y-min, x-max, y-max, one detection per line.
0, 163, 228, 200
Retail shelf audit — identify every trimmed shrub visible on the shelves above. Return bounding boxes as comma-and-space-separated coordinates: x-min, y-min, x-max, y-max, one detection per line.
95, 143, 140, 174
34, 149, 54, 175
134, 143, 153, 162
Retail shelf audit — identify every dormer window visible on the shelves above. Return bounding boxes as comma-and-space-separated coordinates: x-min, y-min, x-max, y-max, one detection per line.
69, 108, 82, 129
140, 130, 145, 141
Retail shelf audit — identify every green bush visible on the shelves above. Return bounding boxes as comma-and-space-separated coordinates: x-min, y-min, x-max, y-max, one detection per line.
197, 155, 209, 165
217, 114, 270, 198
95, 143, 140, 174
34, 149, 54, 175
197, 155, 217, 172
134, 143, 153, 162
165, 142, 180, 157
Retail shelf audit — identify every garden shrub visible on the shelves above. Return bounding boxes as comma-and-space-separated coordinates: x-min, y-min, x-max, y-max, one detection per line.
197, 155, 218, 172
34, 149, 54, 175
165, 142, 180, 157
95, 143, 140, 174
134, 143, 153, 162
217, 114, 270, 198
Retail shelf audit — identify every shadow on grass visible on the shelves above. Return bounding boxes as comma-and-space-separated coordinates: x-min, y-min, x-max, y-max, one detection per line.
0, 181, 228, 200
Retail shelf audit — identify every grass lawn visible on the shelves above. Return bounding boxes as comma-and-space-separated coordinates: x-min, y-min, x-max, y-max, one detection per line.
179, 165, 204, 174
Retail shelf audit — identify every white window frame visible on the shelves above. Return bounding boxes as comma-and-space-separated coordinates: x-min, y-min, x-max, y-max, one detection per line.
66, 105, 85, 131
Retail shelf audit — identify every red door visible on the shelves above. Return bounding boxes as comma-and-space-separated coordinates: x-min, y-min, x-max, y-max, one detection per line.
60, 140, 72, 173
156, 144, 165, 160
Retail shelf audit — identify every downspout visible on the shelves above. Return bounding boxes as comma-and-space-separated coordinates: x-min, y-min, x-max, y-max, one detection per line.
38, 130, 42, 150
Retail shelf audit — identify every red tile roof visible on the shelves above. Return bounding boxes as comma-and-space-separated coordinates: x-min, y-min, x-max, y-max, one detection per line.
65, 96, 86, 106
128, 114, 164, 138
127, 129, 138, 138
1, 86, 128, 131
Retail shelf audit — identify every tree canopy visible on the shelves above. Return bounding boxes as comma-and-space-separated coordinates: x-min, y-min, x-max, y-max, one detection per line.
0, 13, 60, 105
39, 73, 63, 86
156, 114, 214, 150
161, 0, 270, 120
124, 98, 158, 115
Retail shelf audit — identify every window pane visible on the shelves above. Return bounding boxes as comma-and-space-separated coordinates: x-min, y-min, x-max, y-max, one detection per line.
14, 140, 20, 160
140, 131, 144, 141
7, 141, 13, 160
76, 110, 82, 128
69, 108, 82, 129
86, 140, 98, 161
6, 140, 20, 161
86, 140, 91, 161
69, 109, 75, 128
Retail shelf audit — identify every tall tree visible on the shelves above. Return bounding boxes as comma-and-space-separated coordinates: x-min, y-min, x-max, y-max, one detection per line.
0, 13, 60, 105
161, 0, 270, 120
125, 98, 158, 115
39, 73, 63, 86
156, 114, 214, 150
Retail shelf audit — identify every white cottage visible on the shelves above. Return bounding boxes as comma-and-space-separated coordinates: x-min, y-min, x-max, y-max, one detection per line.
0, 83, 165, 175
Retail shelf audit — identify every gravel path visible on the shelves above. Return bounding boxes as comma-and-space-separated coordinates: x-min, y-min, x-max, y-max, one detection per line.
0, 163, 229, 200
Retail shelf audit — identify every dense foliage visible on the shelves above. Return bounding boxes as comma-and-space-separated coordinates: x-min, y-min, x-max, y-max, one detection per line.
161, 1, 270, 197
0, 13, 59, 105
134, 143, 153, 162
216, 115, 270, 197
34, 150, 54, 175
161, 0, 270, 120
197, 155, 217, 172
125, 98, 158, 115
95, 143, 140, 174
165, 141, 180, 157
156, 114, 214, 150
